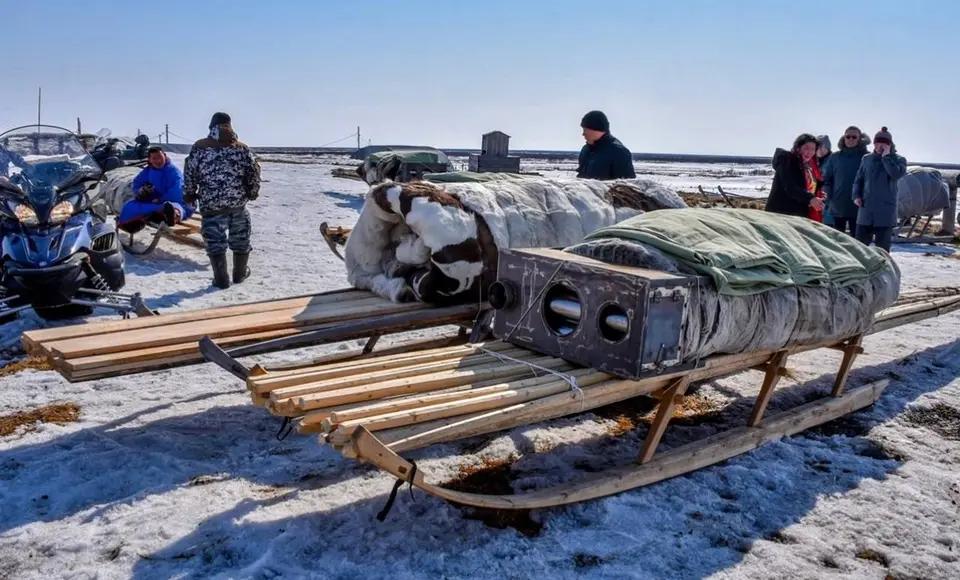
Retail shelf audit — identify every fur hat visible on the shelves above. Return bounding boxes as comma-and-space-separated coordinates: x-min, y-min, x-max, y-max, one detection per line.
873, 126, 893, 146
209, 112, 232, 129
580, 110, 610, 133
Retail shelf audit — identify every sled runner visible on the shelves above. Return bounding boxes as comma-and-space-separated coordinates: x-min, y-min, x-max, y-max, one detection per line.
118, 214, 205, 255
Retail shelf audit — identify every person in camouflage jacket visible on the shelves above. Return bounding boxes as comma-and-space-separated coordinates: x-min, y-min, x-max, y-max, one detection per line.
183, 112, 262, 289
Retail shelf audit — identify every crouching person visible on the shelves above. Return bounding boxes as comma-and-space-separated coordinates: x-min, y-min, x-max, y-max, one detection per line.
118, 146, 193, 233
183, 112, 262, 289
852, 127, 907, 252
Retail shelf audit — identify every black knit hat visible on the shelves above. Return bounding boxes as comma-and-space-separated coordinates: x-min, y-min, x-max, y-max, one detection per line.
209, 112, 232, 129
873, 126, 893, 146
580, 110, 610, 133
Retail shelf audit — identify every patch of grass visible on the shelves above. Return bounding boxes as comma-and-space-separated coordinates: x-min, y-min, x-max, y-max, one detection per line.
0, 402, 81, 437
444, 455, 542, 537
902, 403, 960, 440
0, 356, 52, 377
855, 548, 891, 567
594, 393, 725, 436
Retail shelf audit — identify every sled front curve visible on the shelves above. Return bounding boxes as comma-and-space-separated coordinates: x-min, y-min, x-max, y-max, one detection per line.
352, 379, 888, 511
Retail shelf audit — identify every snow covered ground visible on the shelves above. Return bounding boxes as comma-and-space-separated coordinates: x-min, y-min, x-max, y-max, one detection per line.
0, 155, 958, 580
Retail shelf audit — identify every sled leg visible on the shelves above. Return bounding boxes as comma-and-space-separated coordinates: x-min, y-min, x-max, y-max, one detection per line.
637, 376, 690, 464
362, 334, 381, 354
468, 309, 495, 344
716, 185, 737, 208
831, 334, 864, 397
748, 350, 790, 427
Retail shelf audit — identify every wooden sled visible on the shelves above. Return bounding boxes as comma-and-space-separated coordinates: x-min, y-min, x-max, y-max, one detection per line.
319, 222, 351, 261
279, 289, 959, 512
689, 186, 766, 210
892, 214, 956, 245
22, 288, 482, 382
119, 214, 205, 255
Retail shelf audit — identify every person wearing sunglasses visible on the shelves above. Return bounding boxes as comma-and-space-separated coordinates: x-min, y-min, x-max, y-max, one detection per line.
822, 126, 870, 236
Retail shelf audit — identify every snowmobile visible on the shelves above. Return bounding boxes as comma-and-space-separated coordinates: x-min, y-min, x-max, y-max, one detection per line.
83, 129, 150, 173
0, 124, 151, 322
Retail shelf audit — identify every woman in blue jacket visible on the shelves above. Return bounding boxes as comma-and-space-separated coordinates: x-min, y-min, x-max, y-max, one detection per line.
852, 127, 907, 252
118, 146, 194, 233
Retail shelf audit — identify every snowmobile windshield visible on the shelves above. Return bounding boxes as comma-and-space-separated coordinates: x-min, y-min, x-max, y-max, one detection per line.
0, 125, 102, 206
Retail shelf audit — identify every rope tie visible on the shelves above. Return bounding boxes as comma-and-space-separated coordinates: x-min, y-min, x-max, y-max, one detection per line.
469, 344, 585, 412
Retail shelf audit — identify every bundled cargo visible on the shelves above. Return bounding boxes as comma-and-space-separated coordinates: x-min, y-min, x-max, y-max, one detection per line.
343, 177, 687, 304
897, 166, 951, 220
100, 166, 142, 215
564, 207, 900, 361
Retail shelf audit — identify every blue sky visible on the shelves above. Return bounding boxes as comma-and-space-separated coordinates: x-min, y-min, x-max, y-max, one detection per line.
3, 0, 958, 162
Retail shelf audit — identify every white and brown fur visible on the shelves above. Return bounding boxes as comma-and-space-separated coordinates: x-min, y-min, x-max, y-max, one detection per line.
367, 181, 495, 304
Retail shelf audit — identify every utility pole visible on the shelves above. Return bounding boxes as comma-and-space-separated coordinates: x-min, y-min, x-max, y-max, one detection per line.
357, 126, 360, 150
77, 117, 82, 134
165, 124, 169, 144
37, 87, 41, 127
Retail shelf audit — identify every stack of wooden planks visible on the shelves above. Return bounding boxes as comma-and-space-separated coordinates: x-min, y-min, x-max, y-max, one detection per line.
22, 289, 476, 382
164, 214, 205, 248
240, 288, 960, 456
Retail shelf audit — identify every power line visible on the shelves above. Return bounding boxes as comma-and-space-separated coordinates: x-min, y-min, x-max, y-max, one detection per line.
317, 132, 359, 148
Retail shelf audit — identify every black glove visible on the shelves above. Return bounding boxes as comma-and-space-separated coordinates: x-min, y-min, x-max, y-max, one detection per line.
135, 183, 155, 202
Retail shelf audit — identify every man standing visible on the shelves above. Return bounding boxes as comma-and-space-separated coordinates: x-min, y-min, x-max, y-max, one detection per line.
183, 112, 261, 289
822, 126, 869, 236
576, 110, 636, 180
118, 145, 193, 233
852, 126, 907, 252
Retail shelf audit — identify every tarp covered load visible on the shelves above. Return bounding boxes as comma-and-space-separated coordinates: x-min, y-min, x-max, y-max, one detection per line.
100, 166, 142, 215
424, 171, 530, 183
897, 166, 950, 220
566, 207, 900, 360
357, 149, 452, 185
344, 177, 687, 304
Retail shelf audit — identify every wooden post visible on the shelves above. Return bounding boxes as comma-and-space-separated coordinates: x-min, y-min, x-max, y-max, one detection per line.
940, 170, 958, 236
831, 334, 864, 397
748, 350, 789, 426
636, 376, 690, 464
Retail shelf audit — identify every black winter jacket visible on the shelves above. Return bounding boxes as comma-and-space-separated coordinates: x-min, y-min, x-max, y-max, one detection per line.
765, 148, 821, 218
576, 134, 636, 180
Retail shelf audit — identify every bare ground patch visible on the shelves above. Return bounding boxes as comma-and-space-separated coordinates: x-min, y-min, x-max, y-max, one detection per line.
0, 402, 81, 437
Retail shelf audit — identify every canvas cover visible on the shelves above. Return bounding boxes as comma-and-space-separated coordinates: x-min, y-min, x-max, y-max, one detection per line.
566, 207, 901, 361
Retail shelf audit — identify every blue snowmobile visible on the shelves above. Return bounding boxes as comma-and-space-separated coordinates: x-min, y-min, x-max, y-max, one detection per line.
0, 124, 150, 321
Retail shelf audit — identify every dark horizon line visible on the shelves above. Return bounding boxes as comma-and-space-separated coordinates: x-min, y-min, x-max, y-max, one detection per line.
152, 142, 960, 172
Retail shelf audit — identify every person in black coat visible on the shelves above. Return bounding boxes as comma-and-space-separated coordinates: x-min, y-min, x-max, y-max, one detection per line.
576, 110, 636, 180
765, 133, 826, 219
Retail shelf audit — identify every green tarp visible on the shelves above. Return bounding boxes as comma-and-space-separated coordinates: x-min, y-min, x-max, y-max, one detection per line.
366, 149, 449, 166
579, 207, 894, 296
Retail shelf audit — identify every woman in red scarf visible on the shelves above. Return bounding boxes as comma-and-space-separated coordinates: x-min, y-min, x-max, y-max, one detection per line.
766, 133, 826, 221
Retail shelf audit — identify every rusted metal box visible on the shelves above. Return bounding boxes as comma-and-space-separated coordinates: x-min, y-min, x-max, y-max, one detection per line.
488, 248, 703, 379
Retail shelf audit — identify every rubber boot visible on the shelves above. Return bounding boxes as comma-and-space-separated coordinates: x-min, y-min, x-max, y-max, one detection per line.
210, 254, 230, 289
162, 202, 180, 227
232, 252, 251, 284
